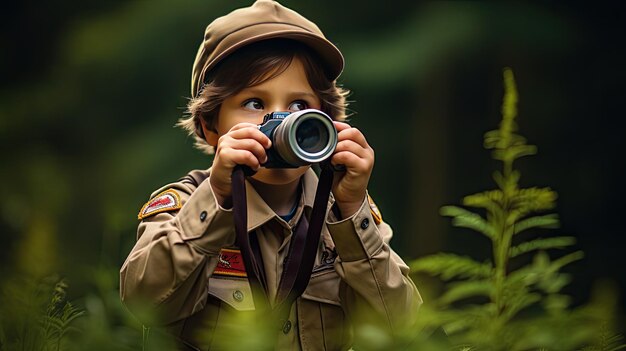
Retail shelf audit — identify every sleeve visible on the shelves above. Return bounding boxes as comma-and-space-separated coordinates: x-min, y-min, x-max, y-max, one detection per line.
326, 195, 422, 336
119, 178, 235, 325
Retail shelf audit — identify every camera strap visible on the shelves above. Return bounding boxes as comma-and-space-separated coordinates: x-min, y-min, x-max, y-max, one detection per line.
231, 164, 334, 325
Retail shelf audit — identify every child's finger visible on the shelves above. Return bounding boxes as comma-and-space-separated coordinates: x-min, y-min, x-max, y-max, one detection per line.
335, 139, 370, 159
219, 148, 261, 170
337, 126, 369, 149
229, 122, 258, 131
225, 126, 271, 148
227, 138, 268, 164
331, 151, 368, 171
333, 121, 352, 131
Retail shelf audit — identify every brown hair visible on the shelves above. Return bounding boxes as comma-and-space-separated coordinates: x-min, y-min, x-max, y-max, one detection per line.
179, 39, 350, 154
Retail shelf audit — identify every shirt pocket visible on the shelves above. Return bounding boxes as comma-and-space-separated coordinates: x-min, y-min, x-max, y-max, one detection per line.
172, 277, 256, 350
207, 276, 255, 311
298, 269, 352, 351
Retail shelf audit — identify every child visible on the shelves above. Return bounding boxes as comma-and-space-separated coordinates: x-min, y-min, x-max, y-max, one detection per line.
120, 1, 421, 349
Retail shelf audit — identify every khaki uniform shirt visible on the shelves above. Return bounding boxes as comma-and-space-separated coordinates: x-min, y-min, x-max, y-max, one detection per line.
120, 168, 421, 350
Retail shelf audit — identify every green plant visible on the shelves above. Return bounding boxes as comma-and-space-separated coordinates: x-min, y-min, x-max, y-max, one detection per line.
409, 68, 624, 351
0, 276, 84, 351
0, 268, 176, 351
41, 280, 85, 351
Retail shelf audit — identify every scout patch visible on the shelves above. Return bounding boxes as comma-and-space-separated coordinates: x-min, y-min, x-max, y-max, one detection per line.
214, 248, 247, 277
368, 194, 382, 225
138, 189, 182, 220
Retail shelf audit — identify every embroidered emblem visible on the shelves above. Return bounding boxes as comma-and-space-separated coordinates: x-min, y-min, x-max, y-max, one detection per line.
214, 248, 247, 277
368, 194, 382, 225
311, 245, 337, 274
138, 189, 182, 220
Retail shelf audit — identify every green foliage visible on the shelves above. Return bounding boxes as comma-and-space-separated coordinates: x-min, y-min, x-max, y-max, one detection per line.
409, 68, 624, 350
411, 253, 493, 280
0, 276, 84, 351
41, 280, 85, 351
0, 268, 177, 351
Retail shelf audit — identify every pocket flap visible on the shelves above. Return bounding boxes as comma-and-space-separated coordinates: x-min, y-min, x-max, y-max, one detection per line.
301, 269, 341, 306
208, 276, 255, 311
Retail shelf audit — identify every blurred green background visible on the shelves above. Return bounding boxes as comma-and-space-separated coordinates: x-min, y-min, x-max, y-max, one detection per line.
1, 0, 625, 336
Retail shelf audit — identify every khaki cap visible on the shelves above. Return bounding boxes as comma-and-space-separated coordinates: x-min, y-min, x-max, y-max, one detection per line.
190, 0, 344, 98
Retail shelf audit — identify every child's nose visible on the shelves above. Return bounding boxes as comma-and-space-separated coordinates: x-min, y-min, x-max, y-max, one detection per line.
267, 103, 289, 113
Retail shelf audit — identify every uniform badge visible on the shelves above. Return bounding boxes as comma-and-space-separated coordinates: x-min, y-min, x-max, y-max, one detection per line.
214, 248, 247, 277
368, 194, 383, 225
138, 189, 182, 220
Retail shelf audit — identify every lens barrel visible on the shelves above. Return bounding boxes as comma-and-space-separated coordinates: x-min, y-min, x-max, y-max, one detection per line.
272, 109, 337, 166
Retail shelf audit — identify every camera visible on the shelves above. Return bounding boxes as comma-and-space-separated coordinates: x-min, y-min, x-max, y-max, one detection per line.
258, 109, 338, 168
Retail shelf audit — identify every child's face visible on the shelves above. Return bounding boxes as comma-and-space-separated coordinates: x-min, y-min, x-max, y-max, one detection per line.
212, 57, 322, 185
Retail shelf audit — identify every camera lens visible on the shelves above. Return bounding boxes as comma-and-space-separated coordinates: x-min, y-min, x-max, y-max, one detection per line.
272, 109, 337, 166
296, 118, 329, 154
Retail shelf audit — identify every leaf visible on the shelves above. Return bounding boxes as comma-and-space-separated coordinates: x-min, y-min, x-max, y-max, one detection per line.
505, 251, 584, 295
511, 187, 558, 213
542, 294, 572, 311
548, 251, 585, 272
538, 273, 572, 294
503, 291, 542, 320
463, 190, 504, 206
439, 280, 494, 305
513, 214, 560, 234
440, 206, 497, 239
505, 144, 538, 162
509, 236, 575, 257
410, 253, 493, 280
483, 129, 501, 148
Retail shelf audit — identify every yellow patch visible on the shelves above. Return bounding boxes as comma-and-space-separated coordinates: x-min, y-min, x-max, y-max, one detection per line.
138, 189, 182, 220
368, 194, 382, 225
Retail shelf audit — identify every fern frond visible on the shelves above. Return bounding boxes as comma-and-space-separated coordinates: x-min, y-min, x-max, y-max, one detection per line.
492, 170, 520, 193
441, 304, 495, 334
513, 214, 560, 235
440, 206, 497, 239
439, 280, 494, 305
503, 291, 542, 320
508, 251, 583, 284
540, 274, 574, 296
491, 145, 537, 164
509, 236, 575, 257
548, 251, 585, 272
580, 324, 626, 351
542, 293, 572, 311
511, 187, 558, 213
411, 253, 493, 280
462, 191, 505, 219
483, 131, 528, 150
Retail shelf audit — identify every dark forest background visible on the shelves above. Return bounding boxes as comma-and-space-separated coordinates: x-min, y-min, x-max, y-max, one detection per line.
1, 0, 625, 334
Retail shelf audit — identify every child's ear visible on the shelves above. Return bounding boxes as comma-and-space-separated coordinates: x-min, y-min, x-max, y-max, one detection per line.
200, 118, 219, 147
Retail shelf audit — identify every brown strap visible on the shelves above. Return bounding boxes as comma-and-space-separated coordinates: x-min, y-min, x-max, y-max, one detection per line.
274, 165, 334, 316
231, 164, 334, 324
231, 167, 269, 312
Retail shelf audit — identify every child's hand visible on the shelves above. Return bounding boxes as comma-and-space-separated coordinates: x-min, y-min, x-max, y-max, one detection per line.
209, 123, 271, 206
330, 121, 375, 218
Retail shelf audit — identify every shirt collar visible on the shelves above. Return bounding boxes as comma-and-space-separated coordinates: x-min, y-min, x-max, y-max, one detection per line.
245, 168, 318, 231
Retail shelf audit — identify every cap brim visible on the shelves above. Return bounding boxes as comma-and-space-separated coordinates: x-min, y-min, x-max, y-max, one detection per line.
200, 23, 344, 87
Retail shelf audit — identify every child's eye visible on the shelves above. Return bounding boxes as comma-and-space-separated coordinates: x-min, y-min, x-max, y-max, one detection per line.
289, 100, 308, 111
243, 99, 264, 110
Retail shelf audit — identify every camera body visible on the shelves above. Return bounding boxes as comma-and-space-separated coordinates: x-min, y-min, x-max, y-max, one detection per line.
258, 109, 338, 168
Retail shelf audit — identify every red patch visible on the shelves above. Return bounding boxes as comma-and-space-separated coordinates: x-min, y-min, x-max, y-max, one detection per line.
138, 189, 182, 220
214, 248, 247, 277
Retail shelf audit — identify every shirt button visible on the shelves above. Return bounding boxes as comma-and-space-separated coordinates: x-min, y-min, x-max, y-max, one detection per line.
282, 320, 292, 334
200, 211, 207, 222
360, 218, 370, 230
233, 290, 244, 302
